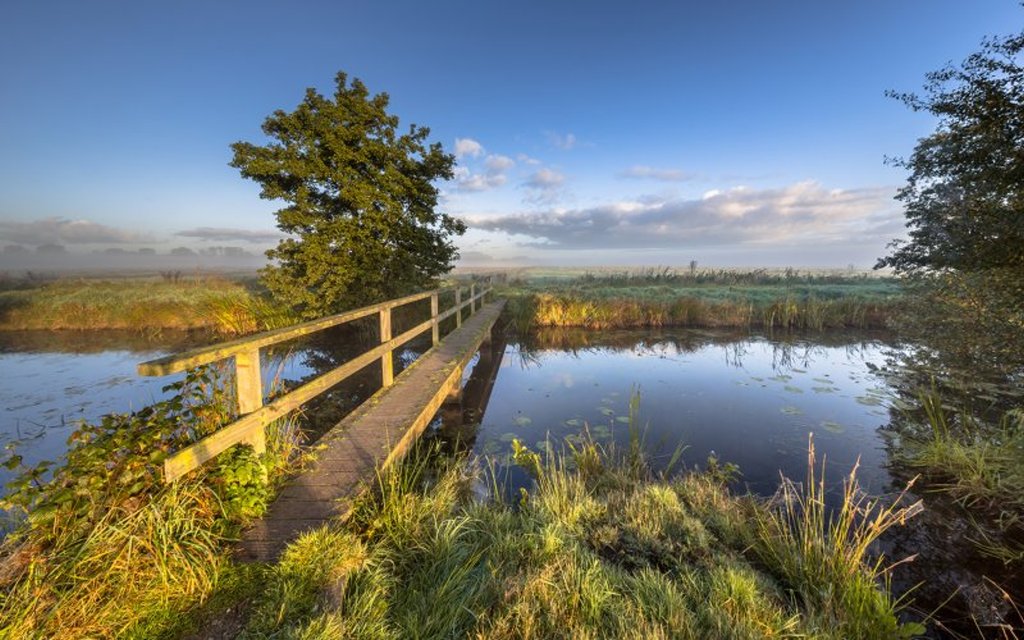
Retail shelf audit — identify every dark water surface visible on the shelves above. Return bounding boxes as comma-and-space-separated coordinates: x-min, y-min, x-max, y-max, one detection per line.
468, 329, 899, 498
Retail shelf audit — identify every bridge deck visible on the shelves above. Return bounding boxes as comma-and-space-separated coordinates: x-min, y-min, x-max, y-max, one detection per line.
239, 299, 506, 561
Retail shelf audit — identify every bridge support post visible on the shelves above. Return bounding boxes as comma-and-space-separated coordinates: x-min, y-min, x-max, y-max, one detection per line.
235, 348, 266, 454
380, 308, 393, 387
430, 292, 439, 346
455, 287, 462, 328
470, 283, 476, 314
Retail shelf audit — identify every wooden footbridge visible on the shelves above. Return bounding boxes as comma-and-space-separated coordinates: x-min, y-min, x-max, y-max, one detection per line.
138, 282, 505, 561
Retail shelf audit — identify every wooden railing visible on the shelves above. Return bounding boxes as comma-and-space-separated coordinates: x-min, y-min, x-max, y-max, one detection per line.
138, 281, 494, 481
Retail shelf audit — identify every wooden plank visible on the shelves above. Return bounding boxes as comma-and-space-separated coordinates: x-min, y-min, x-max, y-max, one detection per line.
238, 299, 505, 561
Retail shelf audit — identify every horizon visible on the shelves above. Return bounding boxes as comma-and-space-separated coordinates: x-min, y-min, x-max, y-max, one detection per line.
2, 0, 1020, 269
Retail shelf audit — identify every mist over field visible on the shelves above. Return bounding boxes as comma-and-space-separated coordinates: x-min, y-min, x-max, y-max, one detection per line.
0, 249, 266, 275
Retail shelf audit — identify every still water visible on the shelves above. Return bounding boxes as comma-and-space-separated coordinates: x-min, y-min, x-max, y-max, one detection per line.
468, 329, 898, 497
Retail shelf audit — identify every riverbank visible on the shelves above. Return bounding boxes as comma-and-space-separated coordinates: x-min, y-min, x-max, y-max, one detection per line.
499, 269, 901, 331
0, 277, 295, 334
0, 418, 925, 638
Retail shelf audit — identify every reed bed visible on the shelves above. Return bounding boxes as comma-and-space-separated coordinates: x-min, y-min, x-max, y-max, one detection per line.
496, 268, 900, 332
0, 277, 294, 334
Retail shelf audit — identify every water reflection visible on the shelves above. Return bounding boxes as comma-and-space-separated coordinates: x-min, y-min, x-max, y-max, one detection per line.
474, 328, 896, 497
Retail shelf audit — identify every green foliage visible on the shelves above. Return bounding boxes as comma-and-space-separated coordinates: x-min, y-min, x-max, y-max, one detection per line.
0, 276, 282, 333
214, 445, 271, 521
879, 30, 1024, 276
898, 392, 1024, 563
878, 28, 1024, 366
231, 72, 466, 319
0, 367, 303, 638
1, 368, 233, 537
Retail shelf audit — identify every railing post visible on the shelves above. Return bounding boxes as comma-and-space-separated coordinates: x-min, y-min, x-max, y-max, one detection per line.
470, 283, 476, 314
235, 348, 266, 454
455, 287, 462, 328
380, 307, 393, 387
430, 291, 439, 346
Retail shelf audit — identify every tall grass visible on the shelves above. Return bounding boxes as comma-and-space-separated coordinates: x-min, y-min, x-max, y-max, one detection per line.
897, 390, 1024, 563
0, 277, 296, 334
499, 269, 899, 332
224, 434, 923, 639
753, 436, 924, 638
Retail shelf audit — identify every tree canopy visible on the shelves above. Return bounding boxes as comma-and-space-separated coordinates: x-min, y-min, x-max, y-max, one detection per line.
878, 31, 1024, 276
879, 30, 1024, 369
231, 72, 465, 319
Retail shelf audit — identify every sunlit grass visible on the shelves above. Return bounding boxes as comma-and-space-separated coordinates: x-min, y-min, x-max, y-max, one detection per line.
0, 277, 295, 334
227, 434, 923, 639
499, 268, 900, 331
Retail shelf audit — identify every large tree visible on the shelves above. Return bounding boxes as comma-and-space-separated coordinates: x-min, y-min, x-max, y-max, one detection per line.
231, 72, 465, 319
878, 31, 1024, 277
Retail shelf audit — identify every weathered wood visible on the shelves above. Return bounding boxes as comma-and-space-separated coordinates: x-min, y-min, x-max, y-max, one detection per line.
430, 293, 439, 346
470, 283, 476, 313
162, 316, 436, 481
238, 299, 506, 561
455, 287, 462, 327
137, 289, 439, 376
234, 349, 263, 414
379, 308, 393, 387
151, 284, 493, 481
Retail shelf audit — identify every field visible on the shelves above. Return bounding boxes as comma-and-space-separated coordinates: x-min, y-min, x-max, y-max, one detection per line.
492, 267, 901, 331
0, 273, 294, 334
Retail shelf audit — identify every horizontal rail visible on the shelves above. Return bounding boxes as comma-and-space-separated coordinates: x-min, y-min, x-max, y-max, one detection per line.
163, 316, 436, 480
150, 281, 495, 481
138, 289, 439, 376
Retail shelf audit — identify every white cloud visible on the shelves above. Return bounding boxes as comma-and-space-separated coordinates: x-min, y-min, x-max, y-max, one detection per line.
456, 173, 508, 192
546, 131, 577, 150
453, 153, 515, 192
454, 137, 484, 158
620, 165, 696, 182
469, 181, 900, 250
516, 153, 541, 165
484, 154, 515, 173
524, 168, 565, 189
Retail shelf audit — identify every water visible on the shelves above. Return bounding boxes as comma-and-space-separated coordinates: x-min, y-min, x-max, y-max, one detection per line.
469, 329, 898, 497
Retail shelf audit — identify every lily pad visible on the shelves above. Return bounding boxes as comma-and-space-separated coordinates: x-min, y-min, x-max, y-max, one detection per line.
855, 395, 883, 407
821, 420, 844, 434
598, 407, 615, 417
784, 385, 805, 394
514, 416, 533, 426
499, 432, 518, 442
780, 405, 804, 416
615, 415, 631, 424
812, 386, 837, 394
770, 374, 793, 383
564, 418, 584, 427
812, 377, 832, 384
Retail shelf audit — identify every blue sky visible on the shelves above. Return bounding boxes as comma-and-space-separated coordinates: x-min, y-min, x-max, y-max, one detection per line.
0, 0, 1019, 268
